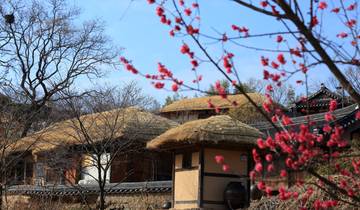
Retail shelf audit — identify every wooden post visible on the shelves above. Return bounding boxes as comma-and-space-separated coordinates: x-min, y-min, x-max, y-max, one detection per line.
23, 161, 27, 184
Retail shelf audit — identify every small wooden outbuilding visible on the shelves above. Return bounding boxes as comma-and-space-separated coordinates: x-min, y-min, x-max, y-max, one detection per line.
147, 115, 263, 210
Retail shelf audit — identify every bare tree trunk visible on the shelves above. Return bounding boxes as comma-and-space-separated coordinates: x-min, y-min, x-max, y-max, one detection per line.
21, 119, 33, 138
97, 156, 106, 210
0, 183, 3, 210
99, 188, 105, 210
20, 105, 43, 137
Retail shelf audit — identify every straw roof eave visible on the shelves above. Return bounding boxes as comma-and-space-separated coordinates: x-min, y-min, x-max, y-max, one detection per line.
147, 138, 260, 151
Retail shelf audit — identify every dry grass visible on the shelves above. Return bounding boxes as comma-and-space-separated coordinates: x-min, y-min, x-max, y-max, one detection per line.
5, 195, 90, 210
5, 192, 171, 210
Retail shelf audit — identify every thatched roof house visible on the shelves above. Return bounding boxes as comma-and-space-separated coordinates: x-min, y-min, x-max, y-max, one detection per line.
160, 93, 284, 124
13, 107, 178, 154
147, 115, 263, 149
148, 115, 263, 210
8, 107, 178, 186
161, 93, 266, 113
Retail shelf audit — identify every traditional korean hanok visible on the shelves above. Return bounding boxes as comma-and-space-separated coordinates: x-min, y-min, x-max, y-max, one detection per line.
290, 83, 353, 116
147, 115, 263, 210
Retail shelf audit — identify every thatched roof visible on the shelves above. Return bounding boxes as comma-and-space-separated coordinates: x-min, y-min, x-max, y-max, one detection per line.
161, 93, 267, 113
147, 115, 263, 149
12, 107, 178, 153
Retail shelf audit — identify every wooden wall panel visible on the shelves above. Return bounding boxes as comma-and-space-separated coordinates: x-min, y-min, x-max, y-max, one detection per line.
203, 176, 246, 202
174, 169, 199, 209
204, 148, 247, 175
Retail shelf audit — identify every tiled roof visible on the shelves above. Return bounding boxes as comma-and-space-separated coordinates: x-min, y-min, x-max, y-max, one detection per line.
293, 85, 353, 109
251, 104, 359, 131
295, 85, 341, 104
7, 181, 172, 196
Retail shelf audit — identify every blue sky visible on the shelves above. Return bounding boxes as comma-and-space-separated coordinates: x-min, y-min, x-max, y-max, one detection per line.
70, 0, 341, 104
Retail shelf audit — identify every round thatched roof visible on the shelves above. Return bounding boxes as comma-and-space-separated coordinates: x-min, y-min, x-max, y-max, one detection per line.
12, 107, 178, 153
147, 115, 263, 149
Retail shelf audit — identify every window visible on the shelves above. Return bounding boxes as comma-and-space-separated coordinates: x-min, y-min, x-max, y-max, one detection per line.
80, 153, 111, 183
35, 163, 45, 177
182, 152, 192, 169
